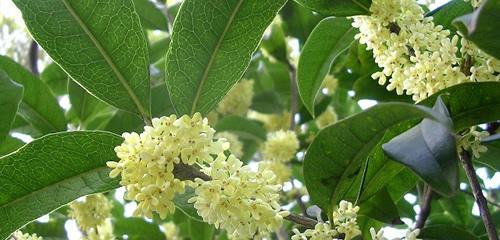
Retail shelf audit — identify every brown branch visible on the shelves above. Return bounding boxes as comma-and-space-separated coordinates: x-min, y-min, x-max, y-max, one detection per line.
284, 212, 318, 229
29, 41, 39, 75
414, 185, 433, 230
173, 163, 211, 181
460, 149, 498, 240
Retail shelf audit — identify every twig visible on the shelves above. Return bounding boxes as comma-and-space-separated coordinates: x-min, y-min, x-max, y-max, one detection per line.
284, 212, 318, 229
29, 41, 39, 75
287, 62, 297, 130
459, 149, 498, 240
173, 163, 211, 181
414, 185, 433, 230
460, 189, 500, 208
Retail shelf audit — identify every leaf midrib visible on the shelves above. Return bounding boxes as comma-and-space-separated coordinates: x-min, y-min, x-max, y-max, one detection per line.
60, 0, 149, 119
190, 0, 245, 115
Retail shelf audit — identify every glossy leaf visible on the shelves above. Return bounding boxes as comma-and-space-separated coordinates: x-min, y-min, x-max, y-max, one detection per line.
294, 0, 372, 16
165, 0, 287, 115
189, 220, 215, 240
14, 0, 151, 118
303, 103, 441, 212
426, 0, 472, 33
0, 136, 24, 156
40, 63, 69, 96
419, 225, 479, 240
113, 217, 164, 240
215, 116, 267, 141
0, 70, 23, 144
453, 0, 500, 59
133, 0, 168, 31
475, 139, 500, 171
419, 82, 500, 131
384, 98, 459, 196
280, 1, 325, 43
174, 187, 203, 222
358, 188, 401, 224
0, 56, 66, 134
0, 131, 123, 239
68, 80, 108, 127
297, 17, 357, 116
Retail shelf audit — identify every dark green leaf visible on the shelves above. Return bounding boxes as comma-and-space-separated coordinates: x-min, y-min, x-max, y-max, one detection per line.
113, 217, 164, 240
297, 17, 357, 116
0, 56, 66, 134
105, 85, 174, 133
438, 192, 473, 227
358, 188, 401, 224
165, 0, 287, 115
280, 1, 325, 43
215, 116, 267, 141
294, 0, 372, 16
0, 131, 122, 239
14, 0, 151, 118
0, 70, 23, 144
149, 37, 171, 64
419, 225, 479, 240
174, 187, 203, 222
189, 220, 215, 240
0, 136, 24, 156
304, 103, 440, 212
453, 0, 500, 59
251, 91, 284, 114
426, 0, 472, 33
68, 80, 108, 127
419, 82, 500, 131
261, 20, 288, 63
40, 63, 69, 96
23, 218, 67, 239
475, 140, 500, 171
133, 0, 168, 31
353, 75, 413, 102
383, 99, 459, 196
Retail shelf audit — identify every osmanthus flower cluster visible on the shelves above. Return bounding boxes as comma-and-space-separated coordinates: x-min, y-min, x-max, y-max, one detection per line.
352, 0, 499, 101
215, 131, 244, 158
293, 201, 421, 240
189, 154, 288, 239
292, 201, 361, 240
248, 110, 291, 131
315, 106, 338, 129
68, 193, 114, 240
458, 126, 490, 158
216, 79, 255, 116
108, 113, 287, 239
259, 130, 300, 183
107, 113, 229, 218
10, 231, 42, 240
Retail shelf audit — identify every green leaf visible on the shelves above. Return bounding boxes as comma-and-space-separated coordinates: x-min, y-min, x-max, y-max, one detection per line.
453, 0, 500, 59
280, 1, 325, 43
358, 188, 401, 224
297, 17, 357, 116
68, 80, 108, 127
189, 220, 215, 240
105, 85, 175, 134
303, 103, 440, 212
383, 99, 459, 196
294, 0, 372, 16
133, 0, 168, 31
0, 131, 122, 239
215, 116, 267, 141
165, 0, 287, 115
475, 139, 500, 171
0, 136, 24, 156
40, 63, 69, 96
419, 82, 500, 131
353, 75, 413, 102
426, 0, 472, 33
419, 225, 480, 240
149, 37, 171, 64
438, 192, 474, 227
0, 70, 23, 144
113, 217, 164, 240
0, 56, 67, 134
251, 91, 284, 114
14, 0, 151, 118
174, 187, 203, 222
